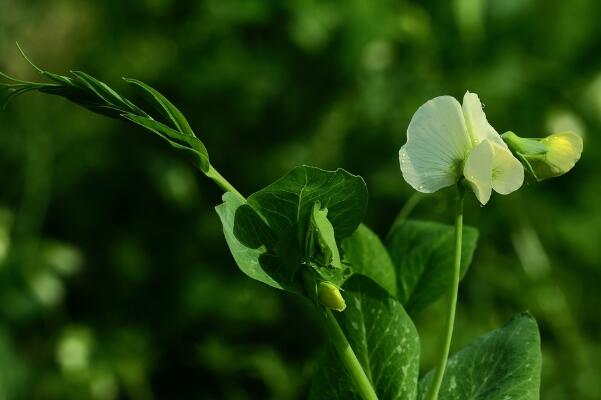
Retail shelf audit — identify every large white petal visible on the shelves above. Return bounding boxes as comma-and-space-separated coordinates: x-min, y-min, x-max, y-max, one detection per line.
462, 92, 506, 148
463, 140, 493, 205
400, 96, 471, 193
490, 142, 524, 194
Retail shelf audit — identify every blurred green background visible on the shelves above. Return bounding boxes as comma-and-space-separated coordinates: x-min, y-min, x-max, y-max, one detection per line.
1, 0, 600, 399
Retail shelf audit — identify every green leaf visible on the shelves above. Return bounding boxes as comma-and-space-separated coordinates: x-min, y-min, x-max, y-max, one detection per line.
246, 166, 367, 242
231, 166, 368, 291
310, 275, 420, 400
418, 313, 542, 400
215, 192, 289, 291
70, 71, 143, 115
124, 78, 195, 136
387, 220, 478, 314
341, 224, 397, 296
122, 113, 210, 173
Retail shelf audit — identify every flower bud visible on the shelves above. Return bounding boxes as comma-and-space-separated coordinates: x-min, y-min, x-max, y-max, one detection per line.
318, 281, 346, 312
501, 131, 583, 181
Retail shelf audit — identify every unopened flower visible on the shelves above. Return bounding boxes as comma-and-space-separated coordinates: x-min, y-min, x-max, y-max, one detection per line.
399, 92, 524, 204
318, 281, 346, 312
502, 131, 583, 181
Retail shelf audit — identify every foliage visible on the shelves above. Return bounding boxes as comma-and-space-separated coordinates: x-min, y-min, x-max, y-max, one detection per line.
0, 1, 599, 399
387, 220, 478, 314
0, 52, 544, 399
418, 313, 541, 400
342, 224, 397, 296
310, 275, 420, 400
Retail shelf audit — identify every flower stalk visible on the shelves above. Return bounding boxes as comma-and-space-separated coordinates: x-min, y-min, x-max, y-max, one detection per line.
323, 308, 379, 400
424, 185, 464, 400
300, 269, 377, 399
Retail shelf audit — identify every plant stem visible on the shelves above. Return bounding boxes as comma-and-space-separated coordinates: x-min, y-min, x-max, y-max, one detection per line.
300, 269, 377, 400
323, 309, 379, 400
424, 186, 464, 400
206, 165, 245, 202
386, 192, 425, 240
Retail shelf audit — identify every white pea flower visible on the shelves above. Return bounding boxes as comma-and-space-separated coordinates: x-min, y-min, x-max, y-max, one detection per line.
399, 92, 524, 205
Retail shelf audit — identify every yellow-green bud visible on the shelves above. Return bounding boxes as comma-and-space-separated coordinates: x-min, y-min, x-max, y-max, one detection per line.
502, 131, 583, 181
318, 281, 346, 312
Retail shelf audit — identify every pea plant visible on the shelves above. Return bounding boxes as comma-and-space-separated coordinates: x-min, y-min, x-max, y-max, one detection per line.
1, 46, 582, 400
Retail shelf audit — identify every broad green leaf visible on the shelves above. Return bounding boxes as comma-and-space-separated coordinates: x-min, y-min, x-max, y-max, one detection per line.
387, 220, 478, 314
232, 166, 368, 291
310, 275, 420, 400
342, 224, 397, 296
418, 313, 542, 400
124, 78, 195, 136
245, 166, 367, 242
215, 192, 289, 291
122, 113, 210, 173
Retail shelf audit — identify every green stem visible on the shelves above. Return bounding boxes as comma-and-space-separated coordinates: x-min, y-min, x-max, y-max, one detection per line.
206, 165, 245, 202
300, 270, 377, 400
424, 186, 464, 400
323, 309, 379, 400
386, 192, 425, 240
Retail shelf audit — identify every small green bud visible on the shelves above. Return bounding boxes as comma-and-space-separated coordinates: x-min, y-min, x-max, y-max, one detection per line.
502, 131, 583, 181
318, 281, 346, 312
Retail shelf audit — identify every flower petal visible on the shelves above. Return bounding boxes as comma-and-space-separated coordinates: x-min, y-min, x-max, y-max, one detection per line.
463, 140, 493, 205
490, 142, 524, 195
462, 91, 506, 147
400, 96, 470, 193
